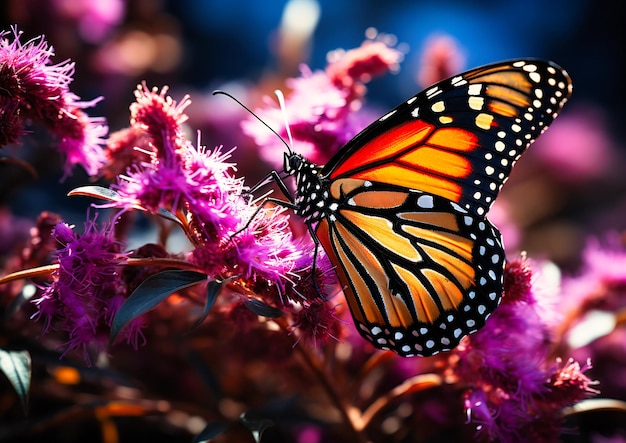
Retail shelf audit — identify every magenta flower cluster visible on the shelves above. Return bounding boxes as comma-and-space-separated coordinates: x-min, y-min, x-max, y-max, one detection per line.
0, 26, 108, 177
242, 35, 404, 168
453, 258, 597, 442
33, 219, 134, 364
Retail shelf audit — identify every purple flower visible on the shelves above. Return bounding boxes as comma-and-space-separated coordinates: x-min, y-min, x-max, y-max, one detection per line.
32, 217, 133, 364
56, 95, 109, 178
562, 233, 626, 313
0, 26, 108, 177
52, 0, 125, 43
0, 96, 23, 146
110, 84, 195, 213
107, 83, 337, 332
545, 357, 597, 405
129, 84, 190, 162
416, 33, 466, 88
291, 297, 342, 347
453, 258, 595, 442
242, 34, 404, 169
183, 143, 244, 243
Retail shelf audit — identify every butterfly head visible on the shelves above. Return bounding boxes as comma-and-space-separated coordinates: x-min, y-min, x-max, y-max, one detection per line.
283, 151, 303, 176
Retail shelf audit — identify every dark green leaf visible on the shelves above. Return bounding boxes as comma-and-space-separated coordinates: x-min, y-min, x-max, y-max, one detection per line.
244, 298, 283, 318
189, 280, 222, 331
186, 349, 222, 401
0, 349, 31, 412
69, 186, 182, 225
192, 421, 229, 443
155, 207, 183, 225
240, 412, 273, 443
3, 284, 36, 321
68, 185, 122, 201
110, 270, 207, 342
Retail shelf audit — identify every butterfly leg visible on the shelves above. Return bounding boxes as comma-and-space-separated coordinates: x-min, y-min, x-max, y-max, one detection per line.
243, 170, 328, 299
248, 170, 295, 204
232, 169, 296, 238
306, 223, 330, 300
232, 196, 296, 240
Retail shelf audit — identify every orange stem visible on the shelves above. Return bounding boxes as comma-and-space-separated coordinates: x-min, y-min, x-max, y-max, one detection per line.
0, 258, 204, 286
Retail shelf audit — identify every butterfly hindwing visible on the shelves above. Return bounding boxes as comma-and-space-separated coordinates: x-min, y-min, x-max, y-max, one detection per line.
314, 179, 504, 356
322, 60, 572, 216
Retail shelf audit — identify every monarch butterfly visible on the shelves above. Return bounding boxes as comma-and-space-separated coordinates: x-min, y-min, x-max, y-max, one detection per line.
256, 59, 572, 357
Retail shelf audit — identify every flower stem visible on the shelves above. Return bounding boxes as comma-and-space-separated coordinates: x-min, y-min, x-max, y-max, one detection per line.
274, 317, 368, 443
0, 258, 202, 286
124, 257, 204, 272
357, 373, 442, 431
0, 264, 59, 285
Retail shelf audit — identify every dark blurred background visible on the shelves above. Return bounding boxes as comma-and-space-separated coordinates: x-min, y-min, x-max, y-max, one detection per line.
1, 0, 625, 269
2, 0, 622, 124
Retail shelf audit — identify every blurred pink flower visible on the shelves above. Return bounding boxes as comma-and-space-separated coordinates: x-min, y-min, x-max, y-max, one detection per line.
0, 26, 108, 177
416, 33, 466, 88
531, 105, 613, 183
242, 35, 404, 169
52, 0, 125, 43
562, 233, 626, 312
562, 234, 626, 402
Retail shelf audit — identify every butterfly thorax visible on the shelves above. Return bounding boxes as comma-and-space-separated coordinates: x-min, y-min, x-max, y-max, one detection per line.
284, 153, 330, 224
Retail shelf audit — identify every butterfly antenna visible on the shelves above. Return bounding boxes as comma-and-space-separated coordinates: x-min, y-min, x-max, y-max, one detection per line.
274, 89, 295, 154
212, 90, 292, 154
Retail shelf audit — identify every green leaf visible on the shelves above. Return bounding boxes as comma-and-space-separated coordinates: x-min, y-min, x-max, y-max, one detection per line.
189, 280, 222, 331
3, 284, 36, 321
186, 349, 222, 401
154, 207, 183, 225
110, 270, 207, 342
244, 298, 283, 318
240, 412, 273, 443
192, 421, 229, 443
0, 349, 31, 412
69, 186, 182, 225
68, 185, 122, 202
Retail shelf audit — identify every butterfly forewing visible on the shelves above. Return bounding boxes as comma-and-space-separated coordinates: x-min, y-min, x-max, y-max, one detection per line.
322, 60, 573, 216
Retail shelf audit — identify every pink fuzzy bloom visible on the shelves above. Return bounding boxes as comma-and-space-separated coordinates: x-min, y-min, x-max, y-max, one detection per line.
32, 218, 133, 364
0, 26, 108, 177
242, 34, 403, 170
455, 258, 596, 442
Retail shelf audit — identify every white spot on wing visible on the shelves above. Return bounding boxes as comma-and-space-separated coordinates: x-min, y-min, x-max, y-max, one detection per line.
468, 84, 483, 95
468, 96, 484, 110
431, 101, 445, 112
417, 195, 434, 208
451, 76, 467, 87
380, 110, 397, 121
426, 86, 441, 98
